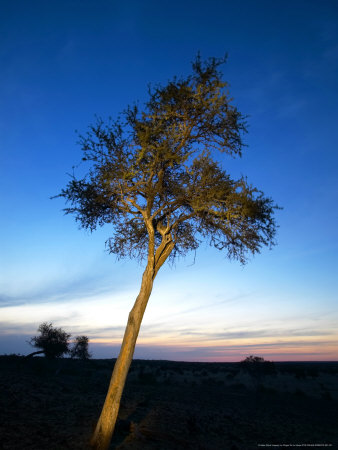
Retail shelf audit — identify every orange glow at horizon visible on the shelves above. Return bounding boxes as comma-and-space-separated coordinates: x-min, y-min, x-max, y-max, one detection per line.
89, 334, 338, 362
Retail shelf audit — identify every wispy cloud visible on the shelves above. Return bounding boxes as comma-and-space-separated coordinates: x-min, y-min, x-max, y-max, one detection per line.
172, 292, 251, 316
176, 328, 332, 340
0, 294, 16, 308
0, 269, 134, 309
236, 70, 308, 120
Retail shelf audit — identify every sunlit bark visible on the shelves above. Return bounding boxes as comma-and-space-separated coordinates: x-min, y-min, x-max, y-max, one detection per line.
90, 237, 174, 450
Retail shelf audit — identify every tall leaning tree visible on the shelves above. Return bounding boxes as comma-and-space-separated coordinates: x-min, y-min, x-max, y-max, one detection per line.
57, 56, 279, 449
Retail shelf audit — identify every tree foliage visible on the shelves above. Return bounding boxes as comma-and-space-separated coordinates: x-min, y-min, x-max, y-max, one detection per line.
240, 355, 276, 376
29, 322, 71, 359
57, 55, 278, 268
70, 335, 91, 360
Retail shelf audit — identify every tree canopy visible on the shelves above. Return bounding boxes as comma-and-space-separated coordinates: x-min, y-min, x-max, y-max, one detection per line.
70, 335, 91, 360
28, 322, 71, 359
58, 55, 278, 268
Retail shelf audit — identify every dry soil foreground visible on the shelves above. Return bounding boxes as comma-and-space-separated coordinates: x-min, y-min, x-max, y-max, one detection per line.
0, 356, 337, 449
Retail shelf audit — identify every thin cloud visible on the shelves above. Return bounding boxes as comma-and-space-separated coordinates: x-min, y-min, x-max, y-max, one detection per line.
0, 270, 133, 308
177, 328, 332, 340
164, 292, 251, 318
0, 294, 23, 308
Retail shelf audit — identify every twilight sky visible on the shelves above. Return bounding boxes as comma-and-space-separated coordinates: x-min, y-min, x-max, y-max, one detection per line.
1, 0, 337, 361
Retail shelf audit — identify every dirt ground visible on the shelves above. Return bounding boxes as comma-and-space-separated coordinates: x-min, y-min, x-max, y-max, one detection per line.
0, 356, 337, 450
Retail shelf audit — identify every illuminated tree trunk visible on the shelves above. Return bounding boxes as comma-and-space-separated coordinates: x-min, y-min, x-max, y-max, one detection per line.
90, 263, 155, 449
90, 231, 174, 450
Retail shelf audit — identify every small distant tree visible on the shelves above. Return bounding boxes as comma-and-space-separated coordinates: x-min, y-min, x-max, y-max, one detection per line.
240, 355, 276, 377
27, 322, 71, 359
70, 335, 91, 360
241, 355, 266, 364
57, 55, 279, 449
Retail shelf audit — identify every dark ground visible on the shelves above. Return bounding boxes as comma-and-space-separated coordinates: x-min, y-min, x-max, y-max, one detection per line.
0, 356, 337, 450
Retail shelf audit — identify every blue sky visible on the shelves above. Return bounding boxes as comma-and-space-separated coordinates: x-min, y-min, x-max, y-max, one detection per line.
1, 0, 337, 361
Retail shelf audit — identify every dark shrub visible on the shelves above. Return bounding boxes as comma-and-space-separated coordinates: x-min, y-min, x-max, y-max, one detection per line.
240, 355, 276, 377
